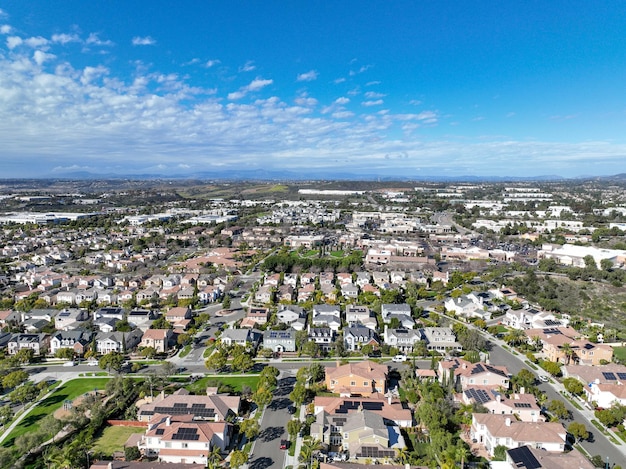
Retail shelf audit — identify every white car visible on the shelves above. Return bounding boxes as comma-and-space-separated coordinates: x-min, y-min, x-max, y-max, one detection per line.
62, 361, 76, 367
539, 375, 549, 383
392, 354, 407, 363
87, 360, 98, 366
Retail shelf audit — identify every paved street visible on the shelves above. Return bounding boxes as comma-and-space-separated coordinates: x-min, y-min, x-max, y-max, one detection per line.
249, 372, 296, 469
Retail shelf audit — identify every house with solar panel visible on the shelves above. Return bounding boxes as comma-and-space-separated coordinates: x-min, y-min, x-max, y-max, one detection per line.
325, 360, 388, 397
461, 388, 543, 423
137, 388, 241, 423
138, 413, 231, 464
262, 328, 297, 353
382, 326, 422, 353
505, 445, 595, 469
564, 363, 626, 408
340, 409, 406, 463
439, 358, 509, 390
470, 414, 566, 456
55, 307, 90, 330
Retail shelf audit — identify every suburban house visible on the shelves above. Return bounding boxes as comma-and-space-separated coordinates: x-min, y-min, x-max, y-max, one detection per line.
164, 307, 192, 330
138, 414, 232, 464
220, 328, 260, 349
140, 329, 175, 353
49, 330, 94, 356
344, 324, 379, 352
254, 285, 273, 303
527, 327, 614, 365
240, 307, 269, 329
308, 326, 335, 353
325, 361, 388, 397
470, 414, 566, 456
421, 327, 463, 353
137, 389, 240, 422
439, 358, 510, 391
96, 330, 143, 354
128, 309, 159, 330
0, 310, 20, 329
505, 445, 594, 469
54, 308, 90, 330
345, 305, 372, 325
276, 305, 305, 325
7, 333, 50, 356
383, 326, 422, 353
262, 329, 297, 353
340, 409, 405, 462
460, 389, 543, 423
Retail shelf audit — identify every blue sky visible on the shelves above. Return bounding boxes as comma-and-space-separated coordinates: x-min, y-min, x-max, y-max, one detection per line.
1, 1, 626, 179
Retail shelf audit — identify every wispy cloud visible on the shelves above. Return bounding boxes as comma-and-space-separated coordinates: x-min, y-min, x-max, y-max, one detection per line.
0, 24, 12, 34
227, 77, 273, 100
239, 60, 256, 72
86, 33, 113, 46
365, 91, 385, 99
132, 36, 156, 46
362, 99, 383, 107
297, 70, 318, 82
52, 33, 80, 44
205, 59, 220, 68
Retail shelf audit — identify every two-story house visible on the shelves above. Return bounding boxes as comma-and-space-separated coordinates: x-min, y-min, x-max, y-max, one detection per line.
325, 361, 387, 397
140, 329, 174, 353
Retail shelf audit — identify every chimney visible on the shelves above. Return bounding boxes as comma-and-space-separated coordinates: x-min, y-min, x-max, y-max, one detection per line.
505, 417, 511, 427
166, 416, 171, 426
388, 393, 392, 405
519, 386, 525, 395
496, 394, 501, 403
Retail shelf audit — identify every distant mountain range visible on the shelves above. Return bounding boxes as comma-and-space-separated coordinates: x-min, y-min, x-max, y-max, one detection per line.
7, 169, 626, 183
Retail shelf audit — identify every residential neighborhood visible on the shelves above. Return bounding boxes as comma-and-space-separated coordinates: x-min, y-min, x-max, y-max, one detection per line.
0, 179, 625, 469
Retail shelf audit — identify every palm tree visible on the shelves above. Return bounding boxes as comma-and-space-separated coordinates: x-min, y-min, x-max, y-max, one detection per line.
504, 328, 526, 347
560, 343, 575, 365
299, 438, 323, 468
206, 445, 222, 469
455, 442, 471, 468
395, 446, 410, 465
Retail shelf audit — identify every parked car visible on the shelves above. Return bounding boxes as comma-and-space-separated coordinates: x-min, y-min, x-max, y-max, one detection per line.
392, 354, 407, 362
280, 439, 289, 450
62, 361, 76, 367
538, 375, 549, 383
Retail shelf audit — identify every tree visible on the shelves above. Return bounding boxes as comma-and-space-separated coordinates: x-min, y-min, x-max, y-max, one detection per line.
547, 399, 571, 420
290, 383, 307, 408
151, 316, 172, 329
567, 421, 589, 442
493, 445, 507, 461
239, 418, 260, 440
13, 348, 35, 365
55, 348, 75, 360
511, 369, 535, 392
140, 346, 158, 358
230, 450, 248, 469
253, 386, 273, 409
563, 377, 584, 396
299, 438, 323, 467
99, 351, 125, 374
125, 446, 141, 461
9, 382, 38, 408
301, 340, 320, 358
232, 353, 254, 373
2, 370, 29, 390
560, 343, 575, 365
541, 360, 562, 377
288, 419, 302, 439
504, 328, 526, 346
0, 405, 13, 426
205, 349, 227, 372
222, 294, 232, 310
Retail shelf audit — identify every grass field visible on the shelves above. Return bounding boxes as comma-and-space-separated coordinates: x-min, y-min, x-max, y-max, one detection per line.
3, 378, 111, 448
613, 346, 626, 363
186, 375, 260, 394
92, 425, 146, 456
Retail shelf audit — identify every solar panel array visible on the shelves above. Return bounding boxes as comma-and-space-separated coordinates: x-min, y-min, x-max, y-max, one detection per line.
268, 331, 293, 339
603, 372, 617, 381
544, 319, 561, 326
154, 403, 216, 419
357, 446, 395, 459
155, 428, 164, 435
465, 388, 491, 404
617, 373, 626, 380
507, 446, 541, 469
514, 402, 532, 408
172, 427, 200, 441
471, 364, 485, 375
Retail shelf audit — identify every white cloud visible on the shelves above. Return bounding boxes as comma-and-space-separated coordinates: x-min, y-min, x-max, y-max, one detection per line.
6, 36, 22, 49
247, 78, 272, 91
227, 90, 247, 100
132, 36, 156, 46
33, 50, 56, 66
365, 91, 385, 99
335, 97, 349, 105
366, 81, 381, 86
86, 33, 113, 46
362, 99, 383, 107
205, 59, 220, 68
297, 70, 318, 82
294, 96, 318, 107
25, 36, 50, 48
52, 33, 80, 44
0, 24, 12, 34
332, 111, 354, 119
334, 77, 346, 84
239, 60, 256, 72
409, 99, 422, 105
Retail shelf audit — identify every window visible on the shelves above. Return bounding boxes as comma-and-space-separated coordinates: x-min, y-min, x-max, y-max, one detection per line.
164, 442, 172, 448
350, 381, 356, 386
343, 433, 348, 439
182, 443, 188, 449
363, 381, 369, 386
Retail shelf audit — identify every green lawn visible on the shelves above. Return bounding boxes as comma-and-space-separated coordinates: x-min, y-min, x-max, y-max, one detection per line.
185, 375, 260, 394
3, 378, 111, 448
92, 425, 146, 456
613, 346, 626, 363
330, 250, 345, 258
